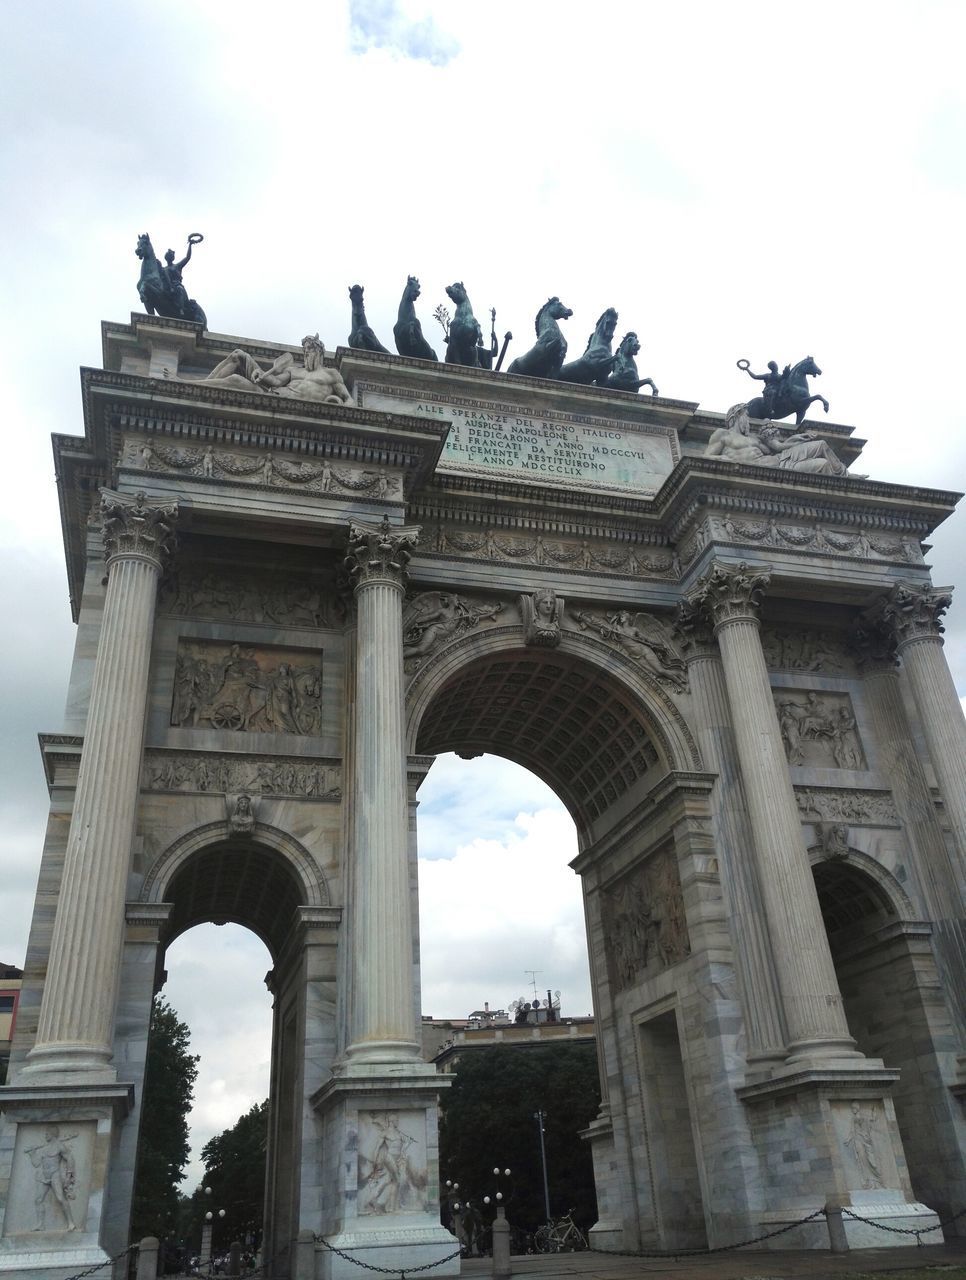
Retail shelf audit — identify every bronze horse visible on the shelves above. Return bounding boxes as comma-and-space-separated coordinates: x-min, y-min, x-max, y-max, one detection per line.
507, 297, 573, 379
443, 282, 483, 367
744, 355, 829, 426
606, 333, 658, 395
557, 308, 619, 384
136, 233, 206, 326
393, 276, 438, 361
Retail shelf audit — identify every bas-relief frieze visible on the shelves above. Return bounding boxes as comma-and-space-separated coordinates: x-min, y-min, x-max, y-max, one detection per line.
429, 524, 678, 580
123, 437, 402, 499
600, 847, 690, 993
160, 564, 345, 629
144, 751, 342, 799
401, 589, 688, 689
357, 1111, 429, 1216
832, 1101, 899, 1192
775, 690, 865, 769
678, 514, 923, 569
171, 640, 323, 735
760, 625, 854, 675
795, 787, 898, 827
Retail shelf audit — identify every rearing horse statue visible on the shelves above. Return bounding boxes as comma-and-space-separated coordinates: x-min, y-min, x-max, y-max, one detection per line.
444, 282, 483, 367
507, 297, 573, 380
393, 276, 437, 361
348, 284, 390, 354
557, 308, 619, 385
606, 333, 659, 395
136, 233, 207, 326
744, 355, 829, 426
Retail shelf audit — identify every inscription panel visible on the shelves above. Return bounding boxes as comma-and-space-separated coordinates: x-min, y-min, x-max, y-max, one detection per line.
357, 382, 679, 495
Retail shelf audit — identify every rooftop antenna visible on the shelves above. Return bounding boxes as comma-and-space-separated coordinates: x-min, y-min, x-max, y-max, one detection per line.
525, 970, 541, 1002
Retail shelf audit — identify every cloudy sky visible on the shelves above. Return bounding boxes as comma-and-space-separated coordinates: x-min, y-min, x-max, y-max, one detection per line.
3, 0, 966, 1186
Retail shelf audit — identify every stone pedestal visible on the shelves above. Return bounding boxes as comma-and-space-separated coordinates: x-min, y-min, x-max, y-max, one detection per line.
736, 1072, 940, 1249
310, 1068, 458, 1280
0, 1083, 133, 1279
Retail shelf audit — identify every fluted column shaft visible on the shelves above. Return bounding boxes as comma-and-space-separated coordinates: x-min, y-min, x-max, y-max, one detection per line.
344, 518, 421, 1062
680, 640, 787, 1062
885, 586, 966, 873
26, 491, 177, 1076
688, 564, 856, 1062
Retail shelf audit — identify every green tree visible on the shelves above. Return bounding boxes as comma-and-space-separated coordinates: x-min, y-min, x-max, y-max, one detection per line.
183, 1100, 268, 1252
439, 1044, 600, 1235
131, 997, 199, 1241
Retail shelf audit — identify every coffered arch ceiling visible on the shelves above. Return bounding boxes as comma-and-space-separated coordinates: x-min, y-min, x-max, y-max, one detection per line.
414, 649, 669, 834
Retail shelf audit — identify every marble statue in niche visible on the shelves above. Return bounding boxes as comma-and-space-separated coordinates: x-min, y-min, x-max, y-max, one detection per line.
27, 1126, 78, 1232
521, 587, 563, 647
358, 1111, 428, 1215
402, 592, 504, 667
573, 608, 687, 691
775, 691, 865, 769
170, 641, 322, 735
600, 848, 690, 992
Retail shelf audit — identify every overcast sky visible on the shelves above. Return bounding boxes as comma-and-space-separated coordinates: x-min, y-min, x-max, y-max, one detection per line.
3, 0, 966, 1189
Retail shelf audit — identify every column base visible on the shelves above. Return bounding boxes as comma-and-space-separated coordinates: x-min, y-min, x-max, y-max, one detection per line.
580, 1111, 624, 1251
0, 1082, 133, 1273
736, 1065, 936, 1249
311, 1065, 455, 1278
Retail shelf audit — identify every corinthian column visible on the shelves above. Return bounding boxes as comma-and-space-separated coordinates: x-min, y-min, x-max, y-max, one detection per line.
686, 562, 856, 1063
675, 604, 786, 1066
24, 491, 177, 1078
880, 583, 966, 876
343, 516, 421, 1063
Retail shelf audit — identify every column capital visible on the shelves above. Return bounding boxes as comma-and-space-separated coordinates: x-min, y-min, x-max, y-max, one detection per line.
880, 581, 952, 648
674, 597, 717, 659
849, 610, 900, 673
686, 561, 771, 631
100, 489, 178, 571
344, 515, 420, 590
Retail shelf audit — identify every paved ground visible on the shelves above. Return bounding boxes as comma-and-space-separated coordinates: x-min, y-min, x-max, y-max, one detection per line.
461, 1239, 966, 1280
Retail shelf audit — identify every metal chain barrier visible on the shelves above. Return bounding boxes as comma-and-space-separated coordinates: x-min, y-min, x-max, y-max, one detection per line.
589, 1206, 828, 1258
63, 1243, 139, 1280
843, 1204, 966, 1247
314, 1233, 462, 1279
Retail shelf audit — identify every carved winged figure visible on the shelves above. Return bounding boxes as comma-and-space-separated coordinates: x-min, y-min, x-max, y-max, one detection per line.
348, 284, 390, 354
507, 297, 573, 380
576, 608, 687, 690
393, 276, 438, 361
402, 592, 502, 663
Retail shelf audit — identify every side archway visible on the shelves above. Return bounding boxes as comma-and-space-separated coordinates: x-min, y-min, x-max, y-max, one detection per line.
140, 821, 330, 960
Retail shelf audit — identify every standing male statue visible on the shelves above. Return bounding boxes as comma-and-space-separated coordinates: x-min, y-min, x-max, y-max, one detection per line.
27, 1126, 77, 1232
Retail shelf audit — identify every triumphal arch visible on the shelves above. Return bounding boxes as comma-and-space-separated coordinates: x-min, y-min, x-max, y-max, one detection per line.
3, 308, 966, 1278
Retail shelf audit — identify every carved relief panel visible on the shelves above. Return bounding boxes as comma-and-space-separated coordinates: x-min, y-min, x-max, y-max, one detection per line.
600, 847, 690, 993
160, 564, 344, 629
831, 1101, 900, 1193
145, 750, 341, 798
402, 592, 505, 671
170, 640, 323, 736
357, 1111, 429, 1216
4, 1122, 95, 1236
760, 626, 854, 676
774, 691, 866, 769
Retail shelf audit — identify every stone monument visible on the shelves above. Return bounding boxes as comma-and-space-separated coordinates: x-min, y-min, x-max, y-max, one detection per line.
3, 307, 966, 1279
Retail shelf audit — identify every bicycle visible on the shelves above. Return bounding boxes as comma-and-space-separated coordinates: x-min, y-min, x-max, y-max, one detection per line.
533, 1209, 587, 1253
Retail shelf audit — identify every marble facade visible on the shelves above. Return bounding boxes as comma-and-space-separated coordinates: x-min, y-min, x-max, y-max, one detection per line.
3, 312, 966, 1276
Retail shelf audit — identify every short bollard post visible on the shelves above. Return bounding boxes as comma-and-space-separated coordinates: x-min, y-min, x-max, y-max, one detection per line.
136, 1236, 160, 1280
295, 1227, 317, 1280
492, 1205, 511, 1279
825, 1199, 850, 1253
229, 1239, 242, 1275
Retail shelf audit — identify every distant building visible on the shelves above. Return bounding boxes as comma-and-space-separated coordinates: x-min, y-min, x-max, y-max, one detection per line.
423, 1007, 596, 1072
0, 965, 23, 1085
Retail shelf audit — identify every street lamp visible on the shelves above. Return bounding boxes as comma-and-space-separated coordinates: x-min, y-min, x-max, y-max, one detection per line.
483, 1167, 513, 1279
200, 1187, 226, 1267
533, 1111, 551, 1223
